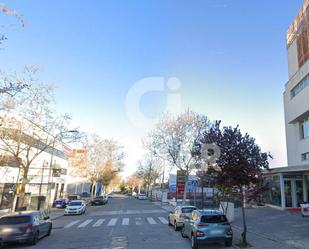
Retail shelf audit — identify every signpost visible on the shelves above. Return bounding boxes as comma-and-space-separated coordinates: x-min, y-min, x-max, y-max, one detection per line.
176, 170, 186, 202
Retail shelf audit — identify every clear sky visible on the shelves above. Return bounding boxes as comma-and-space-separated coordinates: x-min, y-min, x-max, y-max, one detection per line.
0, 0, 305, 176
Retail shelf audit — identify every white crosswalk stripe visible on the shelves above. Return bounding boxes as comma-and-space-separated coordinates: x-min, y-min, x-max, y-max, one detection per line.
107, 218, 118, 226
64, 220, 80, 228
158, 217, 168, 224
147, 217, 157, 225
78, 219, 93, 228
63, 216, 170, 229
135, 217, 143, 225
93, 219, 105, 227
122, 218, 129, 226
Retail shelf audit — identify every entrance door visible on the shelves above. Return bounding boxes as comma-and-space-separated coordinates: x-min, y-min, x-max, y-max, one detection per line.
284, 180, 292, 207
295, 180, 304, 206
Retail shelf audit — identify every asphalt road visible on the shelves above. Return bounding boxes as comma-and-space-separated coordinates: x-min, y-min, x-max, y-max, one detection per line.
5, 195, 228, 249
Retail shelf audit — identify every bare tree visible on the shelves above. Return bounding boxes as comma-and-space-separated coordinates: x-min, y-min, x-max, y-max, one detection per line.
0, 71, 72, 208
145, 109, 210, 203
126, 174, 143, 194
136, 156, 162, 196
1, 3, 25, 47
70, 134, 124, 197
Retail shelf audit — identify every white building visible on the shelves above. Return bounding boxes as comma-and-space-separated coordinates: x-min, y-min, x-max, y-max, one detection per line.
264, 0, 309, 209
0, 114, 70, 211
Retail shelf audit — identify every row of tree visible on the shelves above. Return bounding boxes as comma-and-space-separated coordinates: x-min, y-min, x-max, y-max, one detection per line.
0, 67, 125, 207
132, 110, 270, 246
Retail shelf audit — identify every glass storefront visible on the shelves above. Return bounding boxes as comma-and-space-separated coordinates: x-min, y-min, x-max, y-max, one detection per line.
284, 180, 293, 207
264, 175, 281, 207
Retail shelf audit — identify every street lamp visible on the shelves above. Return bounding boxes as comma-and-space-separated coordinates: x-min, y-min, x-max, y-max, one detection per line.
45, 130, 79, 211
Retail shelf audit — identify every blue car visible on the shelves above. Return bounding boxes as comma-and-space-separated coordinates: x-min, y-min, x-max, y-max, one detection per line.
181, 209, 233, 248
52, 199, 67, 208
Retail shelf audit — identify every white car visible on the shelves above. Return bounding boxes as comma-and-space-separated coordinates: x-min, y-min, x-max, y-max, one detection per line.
138, 194, 147, 200
168, 205, 197, 231
64, 200, 86, 215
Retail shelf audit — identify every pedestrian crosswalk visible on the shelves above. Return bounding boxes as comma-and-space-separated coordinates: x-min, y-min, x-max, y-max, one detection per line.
63, 217, 169, 229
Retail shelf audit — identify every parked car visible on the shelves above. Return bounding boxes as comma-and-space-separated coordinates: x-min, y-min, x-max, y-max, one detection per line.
168, 205, 197, 231
90, 196, 108, 206
138, 194, 147, 200
52, 198, 67, 208
67, 195, 81, 203
181, 209, 233, 248
0, 211, 52, 246
64, 200, 86, 215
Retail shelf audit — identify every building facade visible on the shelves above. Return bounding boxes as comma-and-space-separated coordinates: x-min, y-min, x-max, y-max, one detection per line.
264, 0, 309, 209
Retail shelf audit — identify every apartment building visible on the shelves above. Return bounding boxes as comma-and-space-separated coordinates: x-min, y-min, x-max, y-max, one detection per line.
264, 0, 309, 209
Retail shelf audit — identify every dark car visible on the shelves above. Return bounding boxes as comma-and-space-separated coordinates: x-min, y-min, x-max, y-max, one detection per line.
52, 199, 67, 208
0, 211, 52, 246
181, 210, 233, 248
67, 195, 81, 203
90, 196, 107, 206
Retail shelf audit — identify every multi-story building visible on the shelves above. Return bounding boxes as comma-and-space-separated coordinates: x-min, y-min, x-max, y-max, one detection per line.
0, 114, 70, 213
264, 0, 309, 209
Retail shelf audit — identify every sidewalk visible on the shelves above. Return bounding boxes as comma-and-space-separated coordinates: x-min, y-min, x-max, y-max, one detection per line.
153, 201, 309, 249
49, 208, 64, 220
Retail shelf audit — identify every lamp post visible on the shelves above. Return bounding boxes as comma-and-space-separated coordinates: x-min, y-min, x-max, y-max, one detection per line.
45, 130, 79, 211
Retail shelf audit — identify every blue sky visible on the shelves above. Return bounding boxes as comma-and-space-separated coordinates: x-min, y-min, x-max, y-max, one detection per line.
0, 0, 304, 175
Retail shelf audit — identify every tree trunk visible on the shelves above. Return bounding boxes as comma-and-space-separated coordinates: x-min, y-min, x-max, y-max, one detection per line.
17, 167, 29, 208
241, 192, 248, 246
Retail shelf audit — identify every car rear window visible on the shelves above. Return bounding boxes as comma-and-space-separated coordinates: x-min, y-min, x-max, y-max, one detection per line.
201, 215, 227, 223
69, 201, 82, 206
181, 207, 196, 213
0, 216, 31, 225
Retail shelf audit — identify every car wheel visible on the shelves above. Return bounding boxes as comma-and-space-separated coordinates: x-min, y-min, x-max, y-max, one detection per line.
47, 225, 52, 236
168, 217, 172, 226
30, 231, 39, 245
191, 234, 198, 249
181, 226, 187, 238
174, 221, 179, 231
225, 241, 232, 247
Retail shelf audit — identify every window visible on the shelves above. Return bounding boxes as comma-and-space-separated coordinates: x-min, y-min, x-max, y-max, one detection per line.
181, 207, 197, 213
301, 152, 309, 161
291, 74, 309, 98
0, 216, 31, 225
301, 118, 309, 138
200, 215, 227, 223
297, 16, 309, 68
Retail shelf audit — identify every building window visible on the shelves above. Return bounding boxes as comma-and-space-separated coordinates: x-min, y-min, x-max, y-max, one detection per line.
297, 15, 309, 68
301, 118, 309, 139
291, 74, 309, 98
301, 152, 309, 161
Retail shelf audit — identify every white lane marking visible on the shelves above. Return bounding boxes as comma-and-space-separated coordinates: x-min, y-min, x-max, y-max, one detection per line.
107, 218, 118, 226
122, 218, 129, 226
147, 217, 157, 225
78, 219, 93, 228
92, 219, 105, 227
135, 217, 143, 225
64, 220, 80, 229
158, 217, 168, 224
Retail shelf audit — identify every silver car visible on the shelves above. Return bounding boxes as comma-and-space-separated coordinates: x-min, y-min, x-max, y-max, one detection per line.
64, 200, 87, 215
168, 205, 197, 231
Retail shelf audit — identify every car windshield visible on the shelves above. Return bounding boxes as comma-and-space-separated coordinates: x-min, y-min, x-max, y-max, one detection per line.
201, 215, 227, 223
69, 202, 82, 206
181, 207, 196, 213
0, 216, 31, 225
95, 197, 103, 200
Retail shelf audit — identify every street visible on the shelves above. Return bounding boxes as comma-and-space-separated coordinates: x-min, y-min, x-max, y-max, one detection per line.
5, 195, 228, 249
